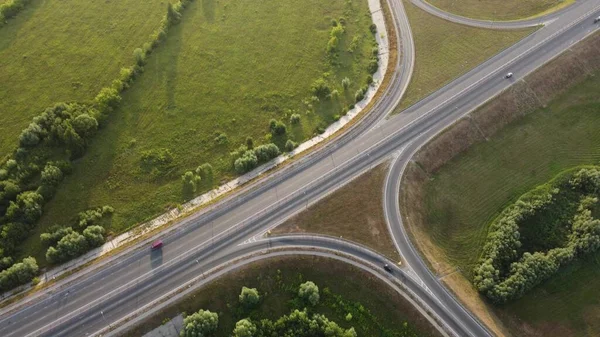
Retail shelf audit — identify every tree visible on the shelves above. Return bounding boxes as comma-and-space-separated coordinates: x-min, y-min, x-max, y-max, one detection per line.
19, 123, 42, 147
341, 77, 351, 91
311, 78, 331, 98
83, 225, 106, 247
239, 286, 260, 307
298, 281, 319, 306
254, 144, 280, 163
94, 87, 122, 114
6, 191, 43, 225
46, 232, 89, 264
40, 226, 74, 246
233, 319, 256, 337
167, 3, 182, 24
182, 171, 200, 196
0, 257, 38, 292
269, 119, 286, 136
181, 309, 218, 337
71, 114, 98, 140
285, 140, 297, 152
195, 163, 214, 182
40, 164, 63, 187
289, 114, 301, 125
242, 137, 253, 150
234, 150, 258, 174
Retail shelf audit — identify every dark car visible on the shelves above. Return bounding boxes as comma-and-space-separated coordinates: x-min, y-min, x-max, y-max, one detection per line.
151, 239, 163, 250
383, 264, 393, 273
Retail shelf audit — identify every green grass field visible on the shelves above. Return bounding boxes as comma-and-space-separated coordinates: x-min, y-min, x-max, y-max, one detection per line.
0, 0, 169, 154
124, 256, 440, 337
21, 0, 376, 265
426, 0, 572, 21
397, 1, 534, 111
422, 71, 600, 335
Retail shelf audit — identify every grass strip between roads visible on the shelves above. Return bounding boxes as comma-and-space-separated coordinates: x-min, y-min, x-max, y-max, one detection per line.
273, 163, 401, 261
425, 0, 573, 21
401, 32, 600, 337
396, 0, 535, 112
123, 255, 441, 337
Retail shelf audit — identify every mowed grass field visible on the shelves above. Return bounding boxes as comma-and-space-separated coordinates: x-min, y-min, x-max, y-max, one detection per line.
124, 255, 441, 337
23, 0, 376, 264
397, 1, 534, 111
426, 0, 572, 21
0, 0, 169, 154
422, 73, 600, 335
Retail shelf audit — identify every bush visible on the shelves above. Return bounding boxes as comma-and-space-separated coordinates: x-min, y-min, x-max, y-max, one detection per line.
182, 171, 201, 196
234, 150, 258, 174
133, 48, 146, 66
233, 319, 256, 337
298, 281, 320, 306
83, 225, 106, 247
46, 232, 89, 264
290, 114, 301, 125
369, 23, 377, 34
94, 87, 122, 114
6, 191, 44, 225
195, 163, 213, 182
77, 206, 113, 229
214, 132, 228, 145
254, 143, 280, 163
181, 310, 219, 337
367, 58, 379, 74
0, 257, 38, 292
285, 140, 298, 152
269, 120, 287, 136
239, 286, 260, 307
311, 78, 332, 98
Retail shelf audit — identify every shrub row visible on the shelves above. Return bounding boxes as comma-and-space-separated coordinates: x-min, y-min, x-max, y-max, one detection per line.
45, 225, 106, 264
233, 143, 280, 174
0, 0, 195, 290
473, 167, 600, 303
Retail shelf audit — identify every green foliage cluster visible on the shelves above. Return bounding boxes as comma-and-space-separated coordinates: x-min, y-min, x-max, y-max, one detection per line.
233, 143, 280, 174
473, 167, 600, 303
40, 205, 112, 264
0, 0, 194, 290
327, 20, 346, 54
45, 225, 106, 264
0, 256, 37, 292
181, 309, 219, 337
181, 282, 357, 337
0, 0, 31, 27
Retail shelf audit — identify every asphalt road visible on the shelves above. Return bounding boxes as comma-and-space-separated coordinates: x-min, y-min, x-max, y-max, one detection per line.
1, 1, 600, 336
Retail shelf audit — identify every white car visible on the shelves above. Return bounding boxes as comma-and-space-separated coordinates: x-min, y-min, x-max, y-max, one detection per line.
505, 72, 513, 79
595, 16, 600, 23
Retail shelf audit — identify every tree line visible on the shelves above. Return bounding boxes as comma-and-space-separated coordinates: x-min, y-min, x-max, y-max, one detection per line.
473, 167, 600, 303
0, 0, 195, 293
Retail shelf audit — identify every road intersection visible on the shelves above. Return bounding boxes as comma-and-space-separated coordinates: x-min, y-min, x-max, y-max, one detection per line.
1, 0, 600, 336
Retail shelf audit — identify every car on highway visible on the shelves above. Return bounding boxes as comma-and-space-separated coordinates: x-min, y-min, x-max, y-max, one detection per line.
595, 16, 600, 23
151, 239, 163, 250
505, 72, 513, 79
383, 263, 393, 273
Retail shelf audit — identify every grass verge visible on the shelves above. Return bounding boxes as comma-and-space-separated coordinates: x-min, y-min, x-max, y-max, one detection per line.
273, 163, 400, 261
123, 255, 441, 337
396, 1, 534, 111
400, 32, 600, 336
425, 0, 573, 21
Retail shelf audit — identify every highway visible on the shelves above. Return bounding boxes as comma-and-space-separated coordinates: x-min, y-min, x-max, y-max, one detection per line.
1, 0, 600, 336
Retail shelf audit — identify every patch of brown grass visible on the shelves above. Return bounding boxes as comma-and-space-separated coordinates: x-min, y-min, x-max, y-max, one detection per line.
273, 163, 400, 261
